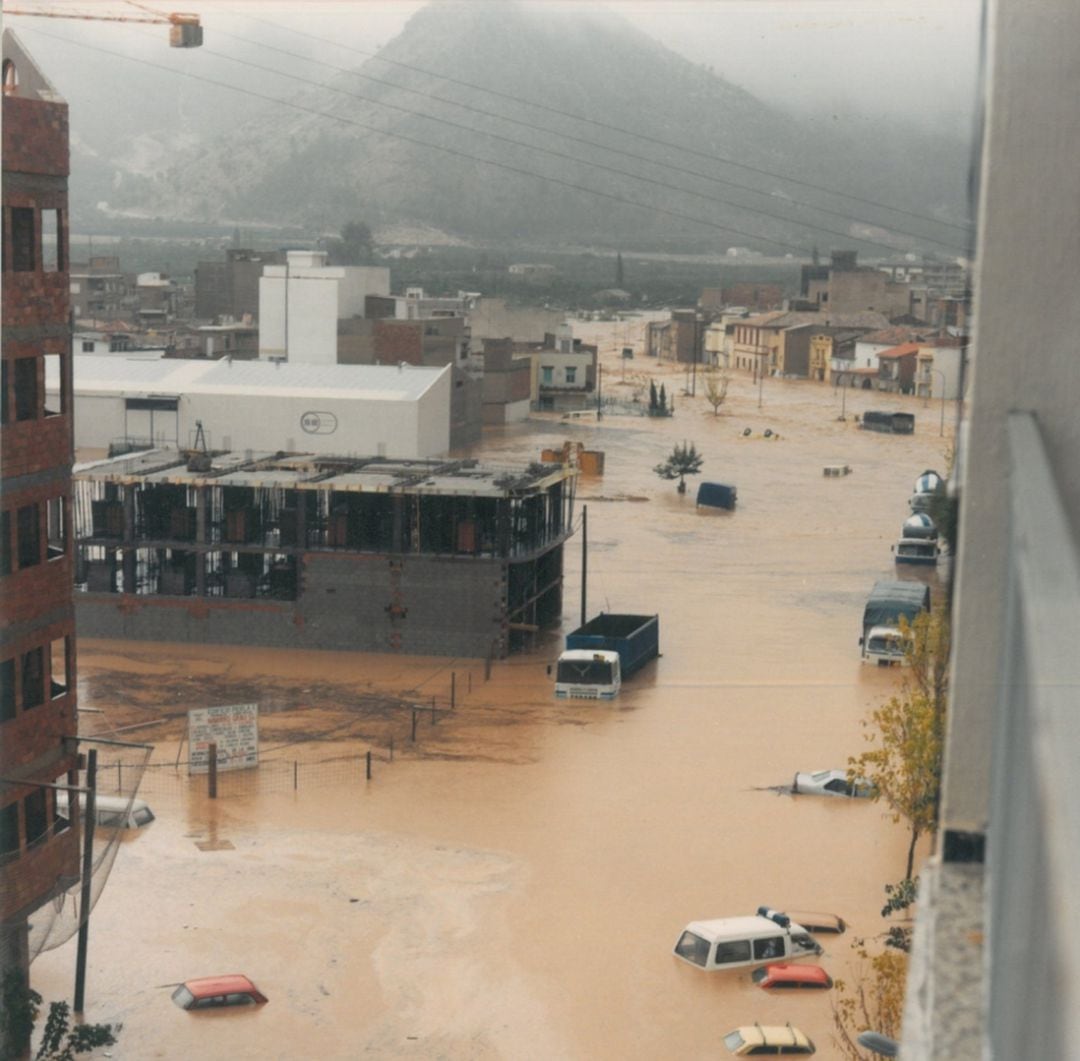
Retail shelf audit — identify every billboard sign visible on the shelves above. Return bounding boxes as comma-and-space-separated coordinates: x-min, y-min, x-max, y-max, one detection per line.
188, 703, 259, 774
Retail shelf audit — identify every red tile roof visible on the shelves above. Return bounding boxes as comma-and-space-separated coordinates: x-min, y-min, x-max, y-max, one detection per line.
877, 342, 921, 360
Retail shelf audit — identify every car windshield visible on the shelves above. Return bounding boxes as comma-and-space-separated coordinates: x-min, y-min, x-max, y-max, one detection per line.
132, 806, 154, 826
556, 659, 614, 685
673, 931, 710, 967
751, 967, 769, 984
723, 1030, 748, 1050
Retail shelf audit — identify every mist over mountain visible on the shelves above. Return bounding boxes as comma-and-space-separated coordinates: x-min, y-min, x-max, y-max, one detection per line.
85, 1, 970, 255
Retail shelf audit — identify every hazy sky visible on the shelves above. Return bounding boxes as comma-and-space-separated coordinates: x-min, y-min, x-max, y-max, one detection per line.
10, 0, 982, 137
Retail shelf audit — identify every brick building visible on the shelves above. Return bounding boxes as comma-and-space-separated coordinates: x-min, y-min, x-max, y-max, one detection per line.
1, 29, 82, 1000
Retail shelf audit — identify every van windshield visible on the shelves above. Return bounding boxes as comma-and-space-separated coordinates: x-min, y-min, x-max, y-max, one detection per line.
673, 931, 710, 967
556, 659, 615, 685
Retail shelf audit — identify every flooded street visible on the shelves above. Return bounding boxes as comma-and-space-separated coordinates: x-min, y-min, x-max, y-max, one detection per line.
34, 325, 951, 1059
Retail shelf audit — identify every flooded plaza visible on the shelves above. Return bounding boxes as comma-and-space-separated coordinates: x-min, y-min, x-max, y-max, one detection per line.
33, 325, 952, 1059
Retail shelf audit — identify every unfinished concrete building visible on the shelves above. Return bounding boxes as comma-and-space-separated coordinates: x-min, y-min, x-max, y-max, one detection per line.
73, 449, 576, 658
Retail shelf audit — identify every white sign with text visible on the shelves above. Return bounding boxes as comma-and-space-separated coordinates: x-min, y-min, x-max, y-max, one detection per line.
188, 703, 259, 774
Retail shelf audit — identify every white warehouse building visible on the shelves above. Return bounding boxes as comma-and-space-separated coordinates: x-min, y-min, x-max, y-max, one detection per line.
47, 356, 452, 458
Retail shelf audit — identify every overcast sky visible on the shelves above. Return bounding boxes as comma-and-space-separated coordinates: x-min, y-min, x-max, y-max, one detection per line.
10, 0, 982, 137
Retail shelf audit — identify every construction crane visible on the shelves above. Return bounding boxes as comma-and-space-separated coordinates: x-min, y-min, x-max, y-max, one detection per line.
5, 1, 203, 47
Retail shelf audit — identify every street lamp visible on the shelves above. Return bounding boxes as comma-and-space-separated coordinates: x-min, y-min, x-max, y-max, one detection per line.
930, 368, 946, 436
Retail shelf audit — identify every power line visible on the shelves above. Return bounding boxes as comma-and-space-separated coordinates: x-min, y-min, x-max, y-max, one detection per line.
20, 27, 824, 255
187, 38, 947, 257
209, 24, 968, 254
241, 9, 976, 239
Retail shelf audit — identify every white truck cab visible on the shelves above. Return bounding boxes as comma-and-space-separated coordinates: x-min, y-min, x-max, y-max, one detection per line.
554, 649, 621, 699
862, 625, 911, 665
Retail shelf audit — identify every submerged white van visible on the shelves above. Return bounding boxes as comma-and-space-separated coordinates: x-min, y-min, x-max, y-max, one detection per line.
57, 791, 155, 829
673, 908, 822, 971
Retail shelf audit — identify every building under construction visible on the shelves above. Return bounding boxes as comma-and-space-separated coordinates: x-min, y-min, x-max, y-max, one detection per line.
72, 448, 576, 658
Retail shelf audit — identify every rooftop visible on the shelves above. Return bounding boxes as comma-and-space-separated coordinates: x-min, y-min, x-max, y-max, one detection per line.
74, 448, 574, 499
50, 355, 449, 403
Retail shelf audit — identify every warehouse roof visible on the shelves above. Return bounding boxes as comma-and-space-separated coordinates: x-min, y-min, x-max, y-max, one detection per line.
50, 355, 449, 403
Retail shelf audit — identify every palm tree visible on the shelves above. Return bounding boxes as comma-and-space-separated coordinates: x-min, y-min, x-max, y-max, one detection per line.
654, 441, 704, 494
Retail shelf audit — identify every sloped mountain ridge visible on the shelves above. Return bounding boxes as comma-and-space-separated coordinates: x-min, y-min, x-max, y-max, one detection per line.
115, 1, 969, 252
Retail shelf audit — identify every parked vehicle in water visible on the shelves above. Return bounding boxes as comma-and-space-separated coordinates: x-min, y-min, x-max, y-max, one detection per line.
909, 469, 945, 512
860, 410, 915, 434
696, 481, 737, 510
859, 580, 930, 664
555, 613, 659, 699
723, 1023, 816, 1055
793, 769, 874, 798
673, 908, 823, 971
57, 790, 155, 829
752, 963, 833, 990
171, 975, 268, 1010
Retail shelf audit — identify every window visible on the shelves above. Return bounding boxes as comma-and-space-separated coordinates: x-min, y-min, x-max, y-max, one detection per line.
50, 637, 68, 699
41, 209, 62, 272
53, 786, 69, 833
674, 931, 710, 967
0, 802, 18, 858
753, 936, 785, 960
1, 658, 15, 721
14, 357, 37, 421
16, 503, 44, 569
713, 939, 752, 964
17, 504, 40, 569
47, 497, 66, 559
82, 340, 94, 353
11, 207, 35, 272
24, 789, 46, 848
44, 353, 63, 416
541, 366, 553, 385
565, 366, 577, 385
0, 510, 10, 576
21, 646, 44, 709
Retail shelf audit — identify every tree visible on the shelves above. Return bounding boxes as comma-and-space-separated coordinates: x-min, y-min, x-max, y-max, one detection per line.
703, 370, 730, 416
649, 380, 659, 414
880, 876, 919, 953
1, 969, 119, 1061
831, 943, 908, 1060
324, 221, 374, 265
654, 441, 704, 494
615, 252, 624, 287
851, 608, 950, 880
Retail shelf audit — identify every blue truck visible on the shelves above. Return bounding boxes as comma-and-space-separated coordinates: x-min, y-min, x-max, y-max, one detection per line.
555, 613, 660, 698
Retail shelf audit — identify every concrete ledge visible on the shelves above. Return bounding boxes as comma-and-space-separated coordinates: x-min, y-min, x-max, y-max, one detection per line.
901, 858, 986, 1059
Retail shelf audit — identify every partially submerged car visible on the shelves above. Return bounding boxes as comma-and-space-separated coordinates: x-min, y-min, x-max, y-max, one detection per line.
793, 769, 874, 798
781, 911, 846, 935
723, 1023, 816, 1055
57, 790, 155, 829
673, 908, 822, 971
171, 975, 268, 1011
752, 962, 833, 990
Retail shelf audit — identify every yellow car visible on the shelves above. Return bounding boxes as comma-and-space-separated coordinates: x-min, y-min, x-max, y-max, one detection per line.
723, 1023, 815, 1055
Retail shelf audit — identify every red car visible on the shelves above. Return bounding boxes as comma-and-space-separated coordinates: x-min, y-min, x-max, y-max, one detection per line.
171, 974, 268, 1010
752, 962, 833, 990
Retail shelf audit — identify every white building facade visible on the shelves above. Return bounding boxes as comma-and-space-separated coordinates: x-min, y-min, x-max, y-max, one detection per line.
49, 356, 451, 459
258, 250, 391, 364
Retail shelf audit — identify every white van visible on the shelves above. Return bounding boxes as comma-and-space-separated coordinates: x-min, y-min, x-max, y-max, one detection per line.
57, 791, 155, 829
673, 908, 822, 971
554, 649, 621, 699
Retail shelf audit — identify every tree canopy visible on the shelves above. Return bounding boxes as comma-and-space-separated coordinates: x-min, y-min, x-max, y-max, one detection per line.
654, 441, 704, 493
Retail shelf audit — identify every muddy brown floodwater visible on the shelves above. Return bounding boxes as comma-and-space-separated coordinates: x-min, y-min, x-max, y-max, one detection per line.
33, 323, 951, 1060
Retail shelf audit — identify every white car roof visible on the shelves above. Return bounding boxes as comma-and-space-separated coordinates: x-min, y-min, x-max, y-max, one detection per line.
558, 649, 620, 663
683, 915, 805, 942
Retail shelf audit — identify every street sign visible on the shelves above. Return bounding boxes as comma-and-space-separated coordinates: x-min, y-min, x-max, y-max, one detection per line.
188, 703, 259, 775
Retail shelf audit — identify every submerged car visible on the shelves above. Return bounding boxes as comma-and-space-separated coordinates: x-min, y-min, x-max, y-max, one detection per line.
782, 911, 846, 935
723, 1023, 816, 1055
673, 908, 822, 971
171, 975, 268, 1011
752, 962, 833, 990
792, 769, 874, 798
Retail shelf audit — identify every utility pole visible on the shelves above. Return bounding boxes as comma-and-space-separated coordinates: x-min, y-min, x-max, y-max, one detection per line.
74, 750, 98, 1013
580, 505, 588, 627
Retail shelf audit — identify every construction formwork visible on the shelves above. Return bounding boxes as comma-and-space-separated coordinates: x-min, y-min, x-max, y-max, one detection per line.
72, 450, 576, 658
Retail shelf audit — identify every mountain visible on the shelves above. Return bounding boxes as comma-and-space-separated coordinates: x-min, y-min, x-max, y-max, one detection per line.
98, 1, 970, 254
